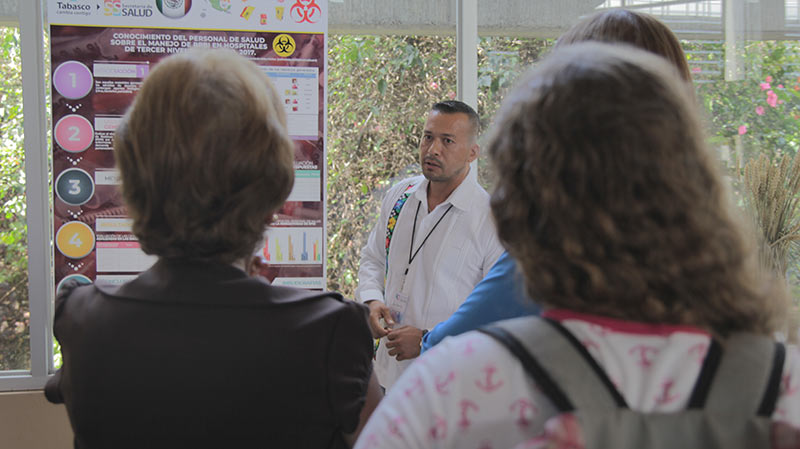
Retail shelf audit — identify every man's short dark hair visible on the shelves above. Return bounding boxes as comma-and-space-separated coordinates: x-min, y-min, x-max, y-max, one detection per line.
432, 100, 480, 138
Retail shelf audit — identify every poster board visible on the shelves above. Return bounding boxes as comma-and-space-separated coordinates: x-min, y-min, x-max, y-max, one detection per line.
47, 0, 328, 293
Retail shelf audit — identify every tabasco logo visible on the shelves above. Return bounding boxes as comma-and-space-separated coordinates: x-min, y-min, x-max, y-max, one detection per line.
289, 0, 321, 24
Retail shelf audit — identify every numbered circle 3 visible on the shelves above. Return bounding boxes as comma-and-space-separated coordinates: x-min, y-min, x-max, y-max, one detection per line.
56, 274, 92, 296
56, 221, 95, 259
53, 61, 94, 100
56, 168, 95, 206
55, 114, 94, 153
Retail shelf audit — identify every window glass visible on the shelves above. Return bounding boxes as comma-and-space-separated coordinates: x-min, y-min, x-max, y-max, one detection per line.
326, 35, 457, 298
0, 26, 30, 371
476, 1, 800, 336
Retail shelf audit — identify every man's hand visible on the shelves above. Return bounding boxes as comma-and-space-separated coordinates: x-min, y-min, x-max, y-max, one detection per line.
385, 326, 424, 361
365, 300, 394, 338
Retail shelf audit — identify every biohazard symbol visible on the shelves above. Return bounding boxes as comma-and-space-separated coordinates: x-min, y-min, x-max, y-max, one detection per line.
290, 0, 321, 24
272, 34, 296, 57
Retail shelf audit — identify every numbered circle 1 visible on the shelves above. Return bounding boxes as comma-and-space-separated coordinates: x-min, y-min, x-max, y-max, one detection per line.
55, 114, 94, 153
56, 274, 92, 296
56, 168, 94, 206
56, 221, 95, 259
53, 61, 93, 100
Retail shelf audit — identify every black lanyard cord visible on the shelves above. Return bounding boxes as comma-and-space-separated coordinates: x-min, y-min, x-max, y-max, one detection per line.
405, 202, 454, 275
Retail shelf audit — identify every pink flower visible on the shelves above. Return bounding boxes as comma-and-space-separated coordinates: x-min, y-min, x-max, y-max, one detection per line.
691, 66, 701, 73
779, 99, 784, 105
766, 75, 773, 83
430, 81, 439, 90
767, 90, 778, 108
760, 82, 771, 90
779, 84, 784, 89
738, 125, 748, 135
756, 106, 765, 116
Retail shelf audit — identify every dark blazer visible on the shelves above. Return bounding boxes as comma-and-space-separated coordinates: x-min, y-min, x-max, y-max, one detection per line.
45, 258, 373, 449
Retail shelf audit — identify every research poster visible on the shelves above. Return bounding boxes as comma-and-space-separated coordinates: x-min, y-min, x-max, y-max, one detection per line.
48, 0, 328, 293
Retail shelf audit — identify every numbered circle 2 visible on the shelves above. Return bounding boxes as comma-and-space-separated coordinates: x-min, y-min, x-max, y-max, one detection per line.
56, 168, 94, 206
56, 221, 95, 259
56, 274, 92, 296
53, 61, 93, 100
55, 114, 94, 153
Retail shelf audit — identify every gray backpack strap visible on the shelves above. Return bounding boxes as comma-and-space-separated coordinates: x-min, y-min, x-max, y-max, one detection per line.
702, 334, 785, 416
480, 316, 626, 412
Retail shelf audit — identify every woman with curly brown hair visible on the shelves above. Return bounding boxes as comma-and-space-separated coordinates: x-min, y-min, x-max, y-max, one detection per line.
355, 37, 796, 449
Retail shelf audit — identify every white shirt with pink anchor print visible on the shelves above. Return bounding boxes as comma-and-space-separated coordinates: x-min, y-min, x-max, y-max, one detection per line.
354, 309, 800, 449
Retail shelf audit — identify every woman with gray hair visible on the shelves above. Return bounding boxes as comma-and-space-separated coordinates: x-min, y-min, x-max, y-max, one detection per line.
46, 49, 380, 449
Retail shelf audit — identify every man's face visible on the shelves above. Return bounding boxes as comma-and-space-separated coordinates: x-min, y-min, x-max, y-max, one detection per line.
419, 111, 478, 184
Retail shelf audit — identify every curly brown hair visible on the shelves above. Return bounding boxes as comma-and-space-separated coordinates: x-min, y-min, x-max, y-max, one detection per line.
556, 9, 692, 82
487, 42, 784, 336
115, 49, 294, 263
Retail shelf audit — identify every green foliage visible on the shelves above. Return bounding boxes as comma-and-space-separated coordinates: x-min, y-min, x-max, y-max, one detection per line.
0, 27, 30, 371
326, 35, 457, 296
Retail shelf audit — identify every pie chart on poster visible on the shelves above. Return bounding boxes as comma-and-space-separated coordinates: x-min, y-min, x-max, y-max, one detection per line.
53, 61, 93, 100
55, 114, 94, 153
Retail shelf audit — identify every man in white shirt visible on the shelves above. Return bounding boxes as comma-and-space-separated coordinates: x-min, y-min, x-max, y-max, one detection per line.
356, 101, 504, 389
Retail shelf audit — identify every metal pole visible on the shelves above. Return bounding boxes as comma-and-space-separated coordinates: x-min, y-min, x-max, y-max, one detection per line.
456, 0, 478, 110
20, 0, 54, 382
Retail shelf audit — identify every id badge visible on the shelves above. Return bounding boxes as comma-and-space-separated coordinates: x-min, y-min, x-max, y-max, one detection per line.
389, 291, 410, 325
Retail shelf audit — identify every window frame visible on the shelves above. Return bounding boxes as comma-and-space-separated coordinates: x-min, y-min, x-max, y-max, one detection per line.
0, 0, 54, 391
0, 0, 478, 391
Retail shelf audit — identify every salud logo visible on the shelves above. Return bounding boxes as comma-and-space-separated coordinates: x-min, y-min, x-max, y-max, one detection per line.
289, 0, 321, 24
272, 34, 295, 57
155, 0, 192, 18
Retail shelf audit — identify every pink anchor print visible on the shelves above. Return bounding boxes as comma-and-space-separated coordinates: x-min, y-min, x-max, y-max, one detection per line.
388, 416, 407, 439
360, 433, 379, 449
463, 339, 476, 356
783, 374, 799, 396
404, 376, 424, 398
458, 399, 479, 429
655, 380, 679, 405
581, 339, 601, 357
475, 363, 505, 392
688, 343, 708, 363
436, 371, 456, 395
629, 345, 659, 368
429, 415, 447, 441
510, 398, 538, 427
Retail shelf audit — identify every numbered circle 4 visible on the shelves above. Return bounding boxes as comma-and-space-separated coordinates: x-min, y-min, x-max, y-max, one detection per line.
53, 61, 94, 100
56, 274, 92, 295
55, 114, 94, 153
56, 168, 95, 206
56, 221, 95, 259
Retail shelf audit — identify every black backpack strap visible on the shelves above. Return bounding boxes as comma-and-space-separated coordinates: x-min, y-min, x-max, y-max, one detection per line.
686, 339, 723, 408
479, 316, 623, 413
704, 334, 785, 417
479, 326, 575, 412
757, 341, 785, 417
543, 318, 628, 408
